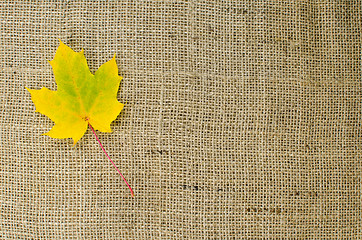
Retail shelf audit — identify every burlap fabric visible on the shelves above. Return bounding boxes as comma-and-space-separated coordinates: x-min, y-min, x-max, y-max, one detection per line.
1, 1, 361, 239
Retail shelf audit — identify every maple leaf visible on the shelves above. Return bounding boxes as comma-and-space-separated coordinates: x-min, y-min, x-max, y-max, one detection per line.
26, 40, 124, 144
26, 41, 134, 197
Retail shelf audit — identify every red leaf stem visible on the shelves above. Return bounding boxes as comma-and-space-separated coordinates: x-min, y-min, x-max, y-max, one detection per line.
88, 122, 134, 197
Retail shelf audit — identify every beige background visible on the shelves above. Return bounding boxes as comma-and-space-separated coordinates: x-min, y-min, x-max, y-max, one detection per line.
0, 0, 361, 239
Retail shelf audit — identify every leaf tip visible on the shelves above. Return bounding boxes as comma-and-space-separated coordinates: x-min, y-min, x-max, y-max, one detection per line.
105, 127, 113, 133
25, 87, 35, 96
71, 132, 85, 145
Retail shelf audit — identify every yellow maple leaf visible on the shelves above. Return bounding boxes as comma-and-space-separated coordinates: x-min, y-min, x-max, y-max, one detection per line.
26, 40, 124, 144
26, 41, 134, 197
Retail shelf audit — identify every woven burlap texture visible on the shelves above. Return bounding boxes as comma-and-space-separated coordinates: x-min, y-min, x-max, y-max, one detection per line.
1, 1, 361, 239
